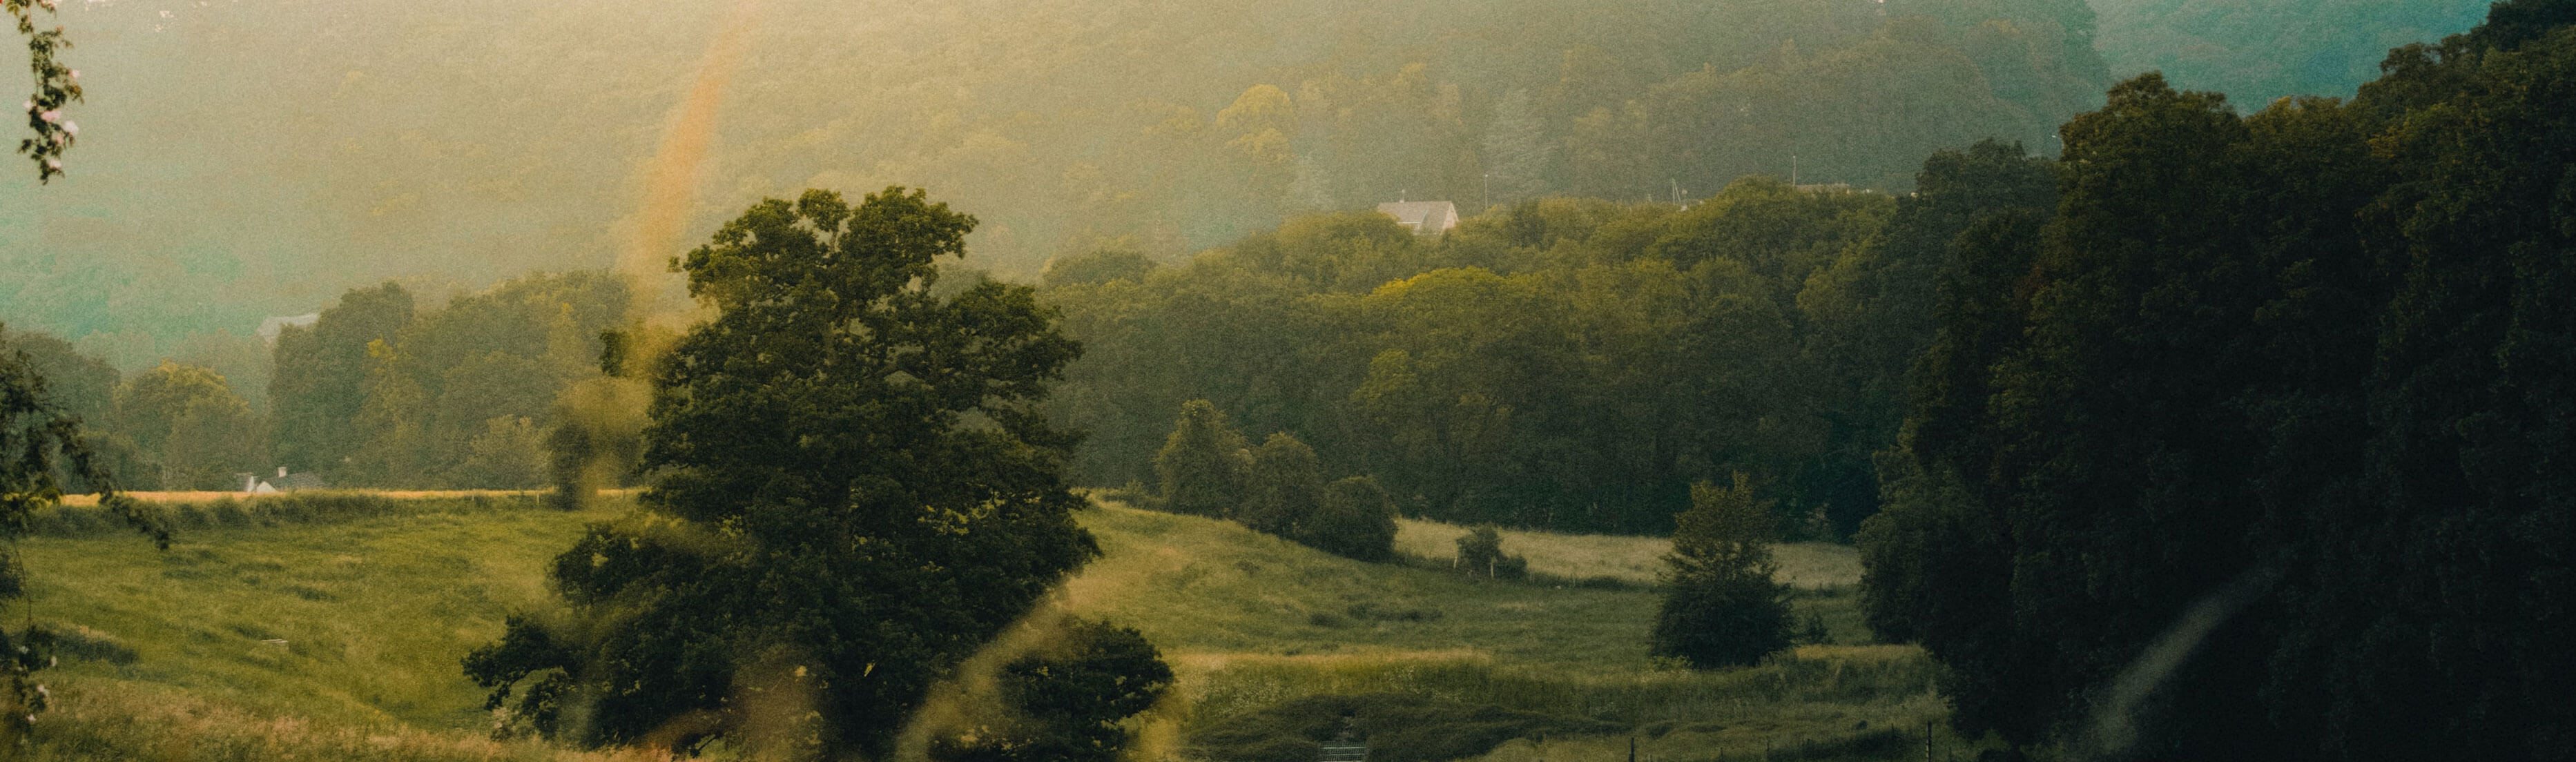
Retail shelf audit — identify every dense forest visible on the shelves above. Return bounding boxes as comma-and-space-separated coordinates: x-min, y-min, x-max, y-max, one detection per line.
1860, 4, 2574, 757
1040, 164, 2049, 536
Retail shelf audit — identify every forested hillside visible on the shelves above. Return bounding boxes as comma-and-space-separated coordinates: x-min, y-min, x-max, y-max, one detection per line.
1, 0, 2107, 366
1044, 148, 2051, 536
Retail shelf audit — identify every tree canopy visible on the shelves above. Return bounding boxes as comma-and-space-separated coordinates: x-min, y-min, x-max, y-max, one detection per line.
463, 188, 1127, 757
1858, 3, 2576, 756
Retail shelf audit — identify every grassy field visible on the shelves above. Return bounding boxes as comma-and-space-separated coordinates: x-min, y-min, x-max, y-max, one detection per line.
9, 492, 1954, 761
1392, 517, 1865, 590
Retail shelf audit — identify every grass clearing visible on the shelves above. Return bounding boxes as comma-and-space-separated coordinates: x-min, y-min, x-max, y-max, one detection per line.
1392, 517, 1861, 590
20, 494, 612, 730
14, 493, 1933, 761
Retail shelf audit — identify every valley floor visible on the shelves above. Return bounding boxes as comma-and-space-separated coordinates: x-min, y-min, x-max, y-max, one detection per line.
12, 492, 1970, 761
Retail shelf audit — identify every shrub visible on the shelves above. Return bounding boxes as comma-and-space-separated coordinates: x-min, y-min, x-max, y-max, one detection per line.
1297, 476, 1399, 562
1239, 432, 1324, 536
1154, 400, 1248, 518
1453, 526, 1527, 580
1649, 474, 1792, 668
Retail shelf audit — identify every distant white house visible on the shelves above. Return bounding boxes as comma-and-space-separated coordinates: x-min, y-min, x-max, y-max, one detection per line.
257, 313, 320, 346
1375, 200, 1460, 236
242, 467, 327, 493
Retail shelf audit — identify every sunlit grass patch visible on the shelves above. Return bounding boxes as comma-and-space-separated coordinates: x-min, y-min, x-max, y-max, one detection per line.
28, 678, 658, 761
1391, 518, 1863, 590
19, 495, 617, 730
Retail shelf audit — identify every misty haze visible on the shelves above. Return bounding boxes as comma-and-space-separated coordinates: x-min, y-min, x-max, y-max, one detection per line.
0, 0, 2559, 761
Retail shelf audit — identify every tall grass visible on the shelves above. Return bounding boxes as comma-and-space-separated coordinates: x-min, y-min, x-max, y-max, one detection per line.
32, 490, 557, 539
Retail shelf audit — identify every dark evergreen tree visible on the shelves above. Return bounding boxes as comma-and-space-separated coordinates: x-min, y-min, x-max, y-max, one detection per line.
1649, 475, 1790, 668
464, 188, 1128, 757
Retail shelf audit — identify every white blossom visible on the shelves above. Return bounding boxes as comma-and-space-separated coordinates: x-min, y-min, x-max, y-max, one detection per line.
39, 110, 60, 124
61, 120, 75, 135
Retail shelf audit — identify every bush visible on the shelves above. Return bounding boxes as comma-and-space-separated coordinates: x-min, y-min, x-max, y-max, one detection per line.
1155, 400, 1248, 518
1239, 433, 1323, 536
1649, 475, 1791, 668
1453, 526, 1527, 580
1297, 476, 1398, 562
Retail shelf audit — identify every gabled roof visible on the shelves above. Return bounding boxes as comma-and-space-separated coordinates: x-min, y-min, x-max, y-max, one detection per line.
1375, 201, 1459, 235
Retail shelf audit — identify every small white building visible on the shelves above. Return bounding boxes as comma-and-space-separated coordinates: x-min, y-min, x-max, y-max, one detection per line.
1375, 200, 1460, 236
242, 467, 327, 493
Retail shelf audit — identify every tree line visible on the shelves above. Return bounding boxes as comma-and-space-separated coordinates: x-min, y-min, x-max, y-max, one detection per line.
0, 270, 628, 491
1043, 151, 2051, 537
1858, 1, 2575, 757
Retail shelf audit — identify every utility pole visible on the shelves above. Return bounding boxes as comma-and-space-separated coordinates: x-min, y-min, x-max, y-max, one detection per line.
1482, 173, 1491, 213
1926, 719, 1935, 762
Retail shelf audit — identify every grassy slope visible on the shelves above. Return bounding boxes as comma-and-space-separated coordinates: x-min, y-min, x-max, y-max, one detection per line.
21, 496, 612, 731
17, 494, 1953, 761
1391, 517, 1863, 589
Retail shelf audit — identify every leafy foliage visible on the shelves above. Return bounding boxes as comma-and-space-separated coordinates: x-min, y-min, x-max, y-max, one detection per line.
930, 618, 1173, 762
1049, 176, 1938, 535
1238, 431, 1324, 538
463, 188, 1105, 756
1453, 526, 1527, 580
0, 324, 166, 744
1154, 400, 1248, 518
6, 0, 79, 182
1650, 475, 1790, 668
109, 362, 263, 491
270, 282, 414, 478
1298, 476, 1399, 563
1858, 4, 2576, 756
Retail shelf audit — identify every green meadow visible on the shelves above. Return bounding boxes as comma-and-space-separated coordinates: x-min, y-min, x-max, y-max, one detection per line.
9, 494, 1961, 761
